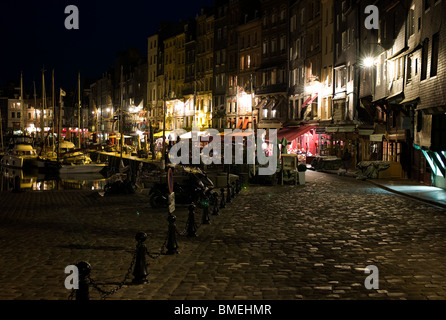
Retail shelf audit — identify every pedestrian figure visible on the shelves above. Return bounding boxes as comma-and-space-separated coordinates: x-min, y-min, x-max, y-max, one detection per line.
342, 149, 352, 171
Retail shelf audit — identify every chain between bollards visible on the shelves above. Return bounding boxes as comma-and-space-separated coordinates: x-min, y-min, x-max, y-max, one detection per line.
69, 178, 242, 300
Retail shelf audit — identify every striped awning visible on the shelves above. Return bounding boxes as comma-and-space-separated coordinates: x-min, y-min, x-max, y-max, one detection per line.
277, 126, 317, 142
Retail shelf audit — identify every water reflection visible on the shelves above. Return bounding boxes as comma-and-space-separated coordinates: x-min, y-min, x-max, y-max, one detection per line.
1, 166, 108, 192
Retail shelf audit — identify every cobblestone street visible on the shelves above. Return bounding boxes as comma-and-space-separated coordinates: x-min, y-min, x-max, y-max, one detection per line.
1, 170, 446, 300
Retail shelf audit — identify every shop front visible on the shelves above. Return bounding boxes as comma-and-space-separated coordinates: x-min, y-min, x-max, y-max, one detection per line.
325, 125, 356, 153
356, 129, 379, 163
277, 126, 318, 164
414, 112, 446, 189
380, 132, 408, 179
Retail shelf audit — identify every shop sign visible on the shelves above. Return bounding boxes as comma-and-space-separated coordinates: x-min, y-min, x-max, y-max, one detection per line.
358, 129, 375, 136
370, 134, 385, 142
326, 127, 339, 133
338, 126, 356, 133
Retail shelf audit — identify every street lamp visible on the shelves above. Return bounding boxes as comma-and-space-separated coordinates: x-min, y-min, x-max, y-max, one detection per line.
363, 57, 375, 68
363, 56, 377, 97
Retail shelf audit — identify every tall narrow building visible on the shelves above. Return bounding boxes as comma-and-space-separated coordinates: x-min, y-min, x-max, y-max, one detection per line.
147, 34, 160, 129
236, 10, 261, 131
414, 0, 446, 188
183, 19, 197, 130
257, 0, 290, 130
213, 0, 230, 130
196, 7, 215, 129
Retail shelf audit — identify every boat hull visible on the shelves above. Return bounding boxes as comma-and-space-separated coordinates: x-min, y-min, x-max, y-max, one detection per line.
59, 164, 107, 174
1, 155, 38, 168
37, 158, 61, 172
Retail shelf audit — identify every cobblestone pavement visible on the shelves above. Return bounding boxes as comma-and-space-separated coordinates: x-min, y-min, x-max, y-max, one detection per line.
0, 170, 446, 300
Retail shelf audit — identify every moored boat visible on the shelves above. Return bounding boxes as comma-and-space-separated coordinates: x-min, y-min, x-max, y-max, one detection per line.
1, 136, 38, 169
59, 163, 107, 174
58, 141, 88, 165
37, 148, 60, 171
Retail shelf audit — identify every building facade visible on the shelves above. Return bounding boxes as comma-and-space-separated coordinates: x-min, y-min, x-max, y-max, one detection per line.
73, 0, 446, 188
257, 0, 290, 130
236, 11, 261, 131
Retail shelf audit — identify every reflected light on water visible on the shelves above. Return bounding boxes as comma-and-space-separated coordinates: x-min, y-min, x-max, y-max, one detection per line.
1, 167, 108, 192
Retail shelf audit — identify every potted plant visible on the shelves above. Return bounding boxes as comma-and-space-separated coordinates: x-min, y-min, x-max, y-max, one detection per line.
298, 164, 307, 185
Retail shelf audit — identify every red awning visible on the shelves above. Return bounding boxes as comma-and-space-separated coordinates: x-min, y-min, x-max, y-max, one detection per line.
236, 119, 243, 129
242, 118, 250, 130
302, 94, 319, 109
277, 126, 317, 142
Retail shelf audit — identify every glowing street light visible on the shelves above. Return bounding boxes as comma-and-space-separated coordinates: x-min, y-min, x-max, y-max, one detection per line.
363, 57, 375, 68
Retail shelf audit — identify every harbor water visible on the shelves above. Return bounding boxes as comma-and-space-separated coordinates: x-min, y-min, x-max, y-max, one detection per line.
0, 166, 108, 192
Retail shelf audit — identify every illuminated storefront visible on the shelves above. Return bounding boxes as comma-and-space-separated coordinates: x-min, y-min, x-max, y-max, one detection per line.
277, 126, 318, 164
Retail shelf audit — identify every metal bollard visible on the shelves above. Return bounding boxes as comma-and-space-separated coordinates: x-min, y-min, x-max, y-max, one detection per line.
132, 232, 149, 284
220, 188, 226, 209
186, 204, 198, 237
226, 184, 232, 203
201, 193, 211, 225
231, 182, 236, 198
75, 261, 91, 301
211, 192, 219, 216
166, 214, 179, 255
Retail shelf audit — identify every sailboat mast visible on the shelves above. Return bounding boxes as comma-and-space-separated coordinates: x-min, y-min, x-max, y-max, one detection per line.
41, 67, 46, 147
52, 70, 55, 148
120, 66, 124, 162
78, 72, 81, 149
33, 81, 38, 150
0, 107, 3, 151
58, 89, 63, 161
20, 72, 24, 134
163, 73, 166, 165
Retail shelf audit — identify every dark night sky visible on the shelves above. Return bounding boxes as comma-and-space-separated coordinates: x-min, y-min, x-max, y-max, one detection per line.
0, 0, 214, 92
